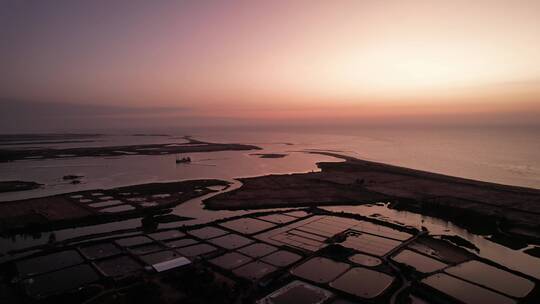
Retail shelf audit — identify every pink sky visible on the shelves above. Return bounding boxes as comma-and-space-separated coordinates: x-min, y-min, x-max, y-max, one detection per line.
1, 0, 539, 127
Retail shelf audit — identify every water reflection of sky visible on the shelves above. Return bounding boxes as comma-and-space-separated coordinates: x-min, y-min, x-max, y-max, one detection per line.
0, 142, 340, 201
324, 204, 540, 279
1, 131, 539, 280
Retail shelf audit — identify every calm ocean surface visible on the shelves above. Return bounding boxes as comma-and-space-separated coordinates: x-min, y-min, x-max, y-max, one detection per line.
194, 126, 540, 189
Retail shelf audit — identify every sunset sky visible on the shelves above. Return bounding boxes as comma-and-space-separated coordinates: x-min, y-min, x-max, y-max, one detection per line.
1, 0, 540, 130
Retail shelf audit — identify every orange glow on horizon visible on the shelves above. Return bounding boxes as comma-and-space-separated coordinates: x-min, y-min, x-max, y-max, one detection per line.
1, 0, 540, 124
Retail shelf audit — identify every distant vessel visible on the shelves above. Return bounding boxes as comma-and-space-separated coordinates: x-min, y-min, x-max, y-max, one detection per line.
175, 154, 191, 163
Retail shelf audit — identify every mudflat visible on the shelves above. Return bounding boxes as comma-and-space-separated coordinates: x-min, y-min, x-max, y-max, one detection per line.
205, 152, 540, 241
0, 137, 260, 162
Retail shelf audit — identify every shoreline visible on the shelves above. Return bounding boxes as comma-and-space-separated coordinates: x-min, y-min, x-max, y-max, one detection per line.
1, 151, 539, 247
205, 152, 540, 242
0, 136, 260, 162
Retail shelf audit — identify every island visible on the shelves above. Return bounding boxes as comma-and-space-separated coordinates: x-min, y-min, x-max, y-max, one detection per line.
0, 181, 41, 193
0, 137, 260, 162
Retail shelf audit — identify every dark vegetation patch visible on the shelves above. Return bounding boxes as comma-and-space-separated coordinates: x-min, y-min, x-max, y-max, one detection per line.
0, 181, 41, 193
524, 247, 540, 258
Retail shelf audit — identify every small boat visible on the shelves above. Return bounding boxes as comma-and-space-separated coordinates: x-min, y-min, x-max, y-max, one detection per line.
175, 154, 191, 163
